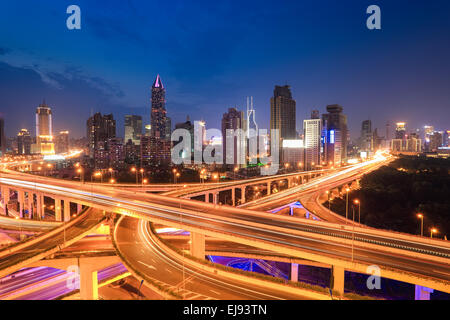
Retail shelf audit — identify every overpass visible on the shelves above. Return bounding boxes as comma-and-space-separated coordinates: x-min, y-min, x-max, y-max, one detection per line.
1, 155, 449, 299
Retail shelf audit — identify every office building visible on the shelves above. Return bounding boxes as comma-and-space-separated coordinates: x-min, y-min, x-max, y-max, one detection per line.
303, 110, 322, 170
124, 115, 143, 145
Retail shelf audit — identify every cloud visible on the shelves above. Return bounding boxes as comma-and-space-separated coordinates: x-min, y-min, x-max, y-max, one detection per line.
0, 47, 11, 55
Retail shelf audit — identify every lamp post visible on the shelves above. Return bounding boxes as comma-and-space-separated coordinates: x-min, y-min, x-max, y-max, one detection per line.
417, 213, 424, 237
140, 168, 144, 186
172, 168, 178, 184
354, 199, 361, 224
430, 228, 438, 239
131, 167, 138, 184
345, 187, 350, 224
77, 168, 84, 184
326, 191, 330, 211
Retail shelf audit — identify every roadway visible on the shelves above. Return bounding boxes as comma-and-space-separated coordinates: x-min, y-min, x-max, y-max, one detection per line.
0, 208, 106, 279
1, 156, 450, 295
114, 216, 312, 299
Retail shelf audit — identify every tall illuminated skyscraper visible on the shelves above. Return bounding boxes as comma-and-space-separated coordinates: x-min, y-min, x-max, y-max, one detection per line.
322, 104, 347, 165
304, 110, 322, 170
151, 74, 171, 140
36, 102, 54, 155
17, 129, 32, 155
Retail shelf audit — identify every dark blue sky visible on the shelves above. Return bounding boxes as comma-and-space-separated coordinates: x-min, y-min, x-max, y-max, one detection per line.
1, 0, 449, 139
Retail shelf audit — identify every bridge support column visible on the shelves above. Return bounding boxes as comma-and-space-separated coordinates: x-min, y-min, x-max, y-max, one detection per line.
17, 190, 25, 218
55, 198, 62, 222
205, 193, 210, 203
27, 192, 33, 219
79, 266, 99, 300
77, 203, 83, 214
290, 263, 299, 282
36, 193, 43, 219
1, 186, 10, 215
190, 232, 205, 260
415, 285, 433, 300
332, 266, 345, 297
288, 178, 292, 188
213, 192, 218, 205
231, 188, 235, 206
241, 187, 246, 204
64, 199, 71, 221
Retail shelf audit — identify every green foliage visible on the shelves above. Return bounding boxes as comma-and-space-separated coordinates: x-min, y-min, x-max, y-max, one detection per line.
326, 156, 450, 237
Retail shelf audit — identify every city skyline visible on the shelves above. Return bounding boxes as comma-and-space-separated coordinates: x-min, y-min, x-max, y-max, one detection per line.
1, 1, 450, 138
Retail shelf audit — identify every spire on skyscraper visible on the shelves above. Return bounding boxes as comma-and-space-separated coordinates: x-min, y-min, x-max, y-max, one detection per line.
152, 74, 164, 89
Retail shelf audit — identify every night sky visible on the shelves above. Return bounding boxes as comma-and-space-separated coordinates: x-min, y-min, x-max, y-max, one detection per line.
0, 0, 449, 139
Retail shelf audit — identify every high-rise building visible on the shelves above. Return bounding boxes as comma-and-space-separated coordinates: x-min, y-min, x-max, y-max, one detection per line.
151, 75, 170, 140
270, 85, 296, 140
246, 96, 258, 136
222, 107, 246, 167
303, 110, 322, 170
322, 104, 348, 165
17, 129, 32, 155
55, 131, 69, 154
36, 102, 55, 155
108, 138, 125, 169
174, 116, 194, 161
149, 75, 171, 164
429, 131, 443, 152
87, 113, 116, 161
395, 122, 406, 140
0, 117, 5, 157
360, 120, 373, 154
124, 115, 143, 145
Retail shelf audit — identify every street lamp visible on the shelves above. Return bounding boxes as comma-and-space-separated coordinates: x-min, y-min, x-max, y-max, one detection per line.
140, 168, 144, 185
326, 191, 330, 211
77, 168, 84, 184
345, 187, 350, 223
430, 228, 438, 239
354, 199, 361, 224
172, 168, 178, 184
131, 167, 138, 184
416, 213, 424, 237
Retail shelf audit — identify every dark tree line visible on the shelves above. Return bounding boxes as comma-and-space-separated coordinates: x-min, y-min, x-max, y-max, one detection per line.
326, 156, 450, 238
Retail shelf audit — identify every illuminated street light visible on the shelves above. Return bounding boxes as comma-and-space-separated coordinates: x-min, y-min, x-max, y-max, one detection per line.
354, 199, 361, 224
345, 187, 350, 223
417, 213, 424, 237
430, 228, 438, 239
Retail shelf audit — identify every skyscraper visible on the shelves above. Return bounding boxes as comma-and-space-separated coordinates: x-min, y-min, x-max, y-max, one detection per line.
151, 75, 171, 140
17, 129, 32, 155
246, 96, 258, 137
0, 117, 6, 157
270, 85, 296, 140
360, 120, 373, 154
222, 107, 246, 167
304, 110, 322, 170
124, 115, 143, 145
87, 113, 116, 159
36, 102, 54, 155
322, 104, 348, 165
55, 131, 69, 154
395, 122, 406, 139
149, 75, 171, 165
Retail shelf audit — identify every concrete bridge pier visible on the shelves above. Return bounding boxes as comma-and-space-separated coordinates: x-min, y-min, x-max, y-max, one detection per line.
27, 192, 33, 218
241, 187, 246, 204
80, 265, 99, 300
231, 188, 235, 206
64, 199, 71, 221
290, 263, 299, 282
332, 266, 345, 297
415, 285, 433, 300
17, 190, 25, 218
36, 193, 43, 218
213, 192, 218, 205
267, 182, 271, 196
190, 232, 205, 259
55, 198, 62, 221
